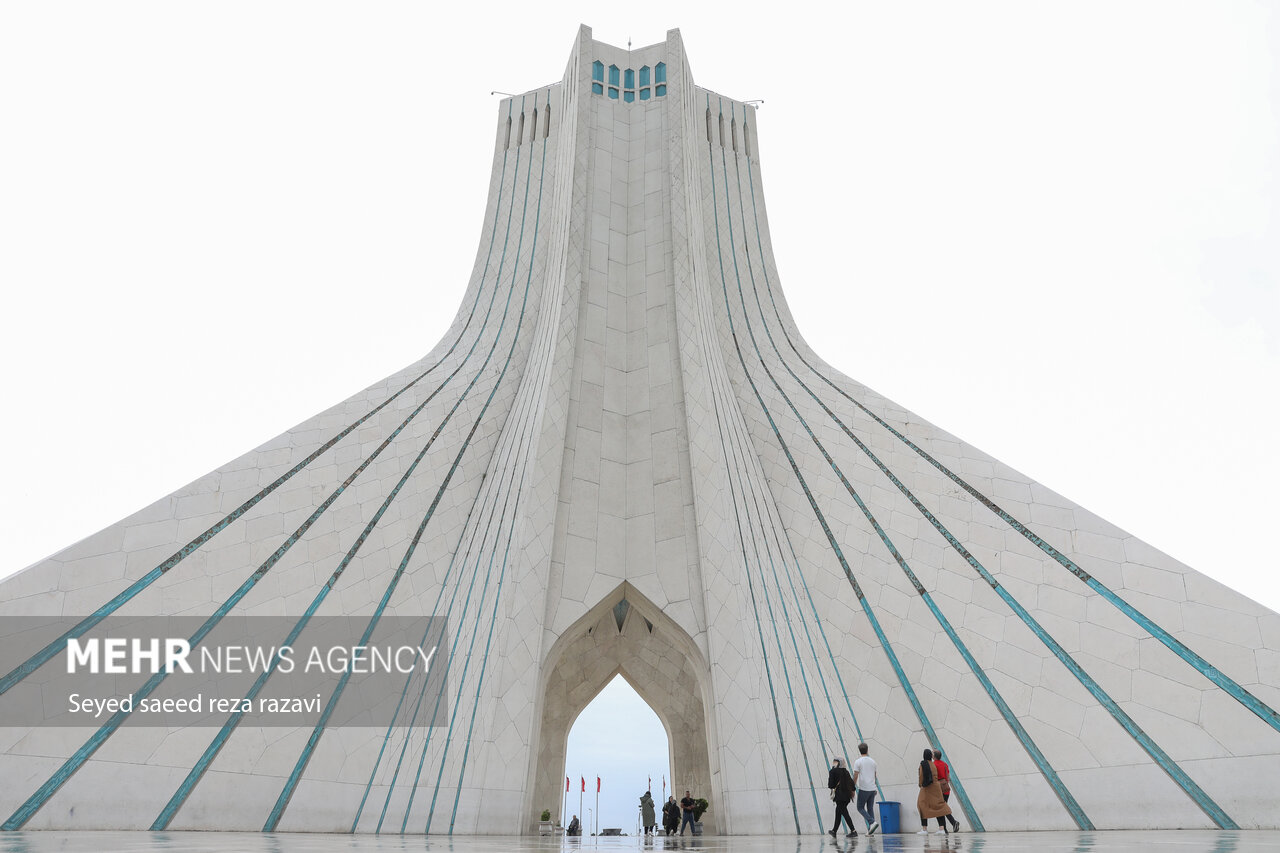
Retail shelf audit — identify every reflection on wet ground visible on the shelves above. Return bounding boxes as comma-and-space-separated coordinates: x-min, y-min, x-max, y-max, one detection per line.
2, 832, 1276, 853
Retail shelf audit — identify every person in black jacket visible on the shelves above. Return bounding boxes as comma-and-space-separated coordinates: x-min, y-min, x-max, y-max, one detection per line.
662, 796, 680, 835
827, 757, 857, 837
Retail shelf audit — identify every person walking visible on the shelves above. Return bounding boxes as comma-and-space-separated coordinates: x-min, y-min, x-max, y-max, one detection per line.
826, 757, 857, 837
679, 790, 696, 835
851, 742, 880, 836
915, 748, 952, 835
662, 795, 679, 835
932, 748, 961, 832
640, 791, 656, 835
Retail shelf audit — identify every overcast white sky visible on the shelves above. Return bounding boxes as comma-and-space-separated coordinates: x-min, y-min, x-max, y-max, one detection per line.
1, 2, 1277, 825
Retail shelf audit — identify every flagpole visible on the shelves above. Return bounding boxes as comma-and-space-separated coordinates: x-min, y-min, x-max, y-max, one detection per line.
563, 776, 569, 829
579, 777, 584, 835
595, 777, 600, 837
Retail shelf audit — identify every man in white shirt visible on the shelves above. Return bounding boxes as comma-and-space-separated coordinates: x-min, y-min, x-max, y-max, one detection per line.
851, 742, 880, 836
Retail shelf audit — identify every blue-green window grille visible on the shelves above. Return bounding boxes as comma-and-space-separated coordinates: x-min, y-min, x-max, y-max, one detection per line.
589, 58, 667, 100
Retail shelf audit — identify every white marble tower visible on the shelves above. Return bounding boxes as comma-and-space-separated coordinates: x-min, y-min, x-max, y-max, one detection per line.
2, 26, 1278, 834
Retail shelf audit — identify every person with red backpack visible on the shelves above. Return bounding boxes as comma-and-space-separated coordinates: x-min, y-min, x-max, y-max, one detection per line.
932, 748, 962, 832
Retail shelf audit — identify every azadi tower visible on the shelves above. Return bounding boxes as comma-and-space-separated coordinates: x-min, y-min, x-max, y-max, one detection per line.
2, 26, 1278, 835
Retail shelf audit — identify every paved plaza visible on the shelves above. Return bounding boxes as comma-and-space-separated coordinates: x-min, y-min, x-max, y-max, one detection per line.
4, 833, 1279, 853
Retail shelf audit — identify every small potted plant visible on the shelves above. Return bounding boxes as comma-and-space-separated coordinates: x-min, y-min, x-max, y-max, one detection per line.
539, 809, 553, 835
692, 798, 710, 835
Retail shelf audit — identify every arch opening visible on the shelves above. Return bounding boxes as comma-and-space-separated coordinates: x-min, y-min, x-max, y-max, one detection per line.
526, 584, 718, 835
563, 674, 669, 836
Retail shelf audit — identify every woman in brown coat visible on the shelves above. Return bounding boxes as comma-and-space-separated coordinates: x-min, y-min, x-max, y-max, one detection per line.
915, 748, 951, 835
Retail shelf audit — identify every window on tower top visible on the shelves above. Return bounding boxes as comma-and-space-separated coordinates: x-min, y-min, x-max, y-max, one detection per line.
587, 58, 667, 100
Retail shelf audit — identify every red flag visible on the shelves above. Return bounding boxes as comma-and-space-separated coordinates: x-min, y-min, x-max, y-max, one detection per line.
581, 776, 585, 792
566, 776, 570, 792
597, 776, 601, 793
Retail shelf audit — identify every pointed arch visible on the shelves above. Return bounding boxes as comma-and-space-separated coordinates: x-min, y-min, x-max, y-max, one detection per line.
525, 584, 720, 835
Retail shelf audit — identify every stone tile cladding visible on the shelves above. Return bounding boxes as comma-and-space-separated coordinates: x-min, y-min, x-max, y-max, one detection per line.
1, 25, 1276, 834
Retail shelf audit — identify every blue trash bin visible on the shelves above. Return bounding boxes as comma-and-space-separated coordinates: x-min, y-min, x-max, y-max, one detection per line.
877, 800, 900, 834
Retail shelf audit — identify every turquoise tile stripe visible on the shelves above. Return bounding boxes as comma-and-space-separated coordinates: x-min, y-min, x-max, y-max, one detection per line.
348, 98, 527, 835
747, 168, 1280, 742
728, 430, 824, 830
421, 467, 519, 834
0, 239, 502, 701
700, 101, 802, 834
423, 142, 551, 836
262, 92, 548, 834
153, 105, 530, 832
3, 271, 515, 830
397, 105, 550, 836
739, 456, 843, 824
445, 463, 532, 834
749, 459, 885, 800
711, 270, 833, 829
730, 107, 1239, 829
720, 333, 881, 795
724, 112, 1091, 830
365, 315, 546, 833
392, 436, 520, 833
704, 96, 985, 832
446, 130, 557, 834
366, 307, 542, 833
